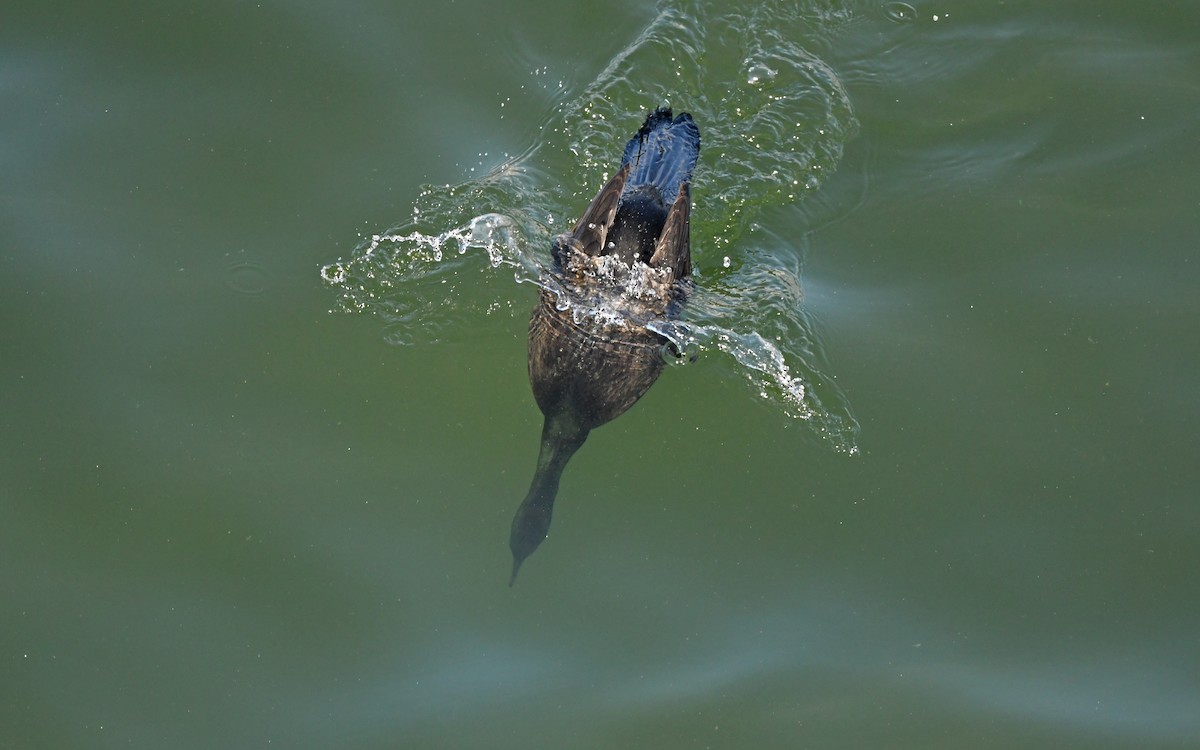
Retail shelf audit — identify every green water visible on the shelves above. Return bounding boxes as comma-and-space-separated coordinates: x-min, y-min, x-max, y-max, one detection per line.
3, 1, 1198, 748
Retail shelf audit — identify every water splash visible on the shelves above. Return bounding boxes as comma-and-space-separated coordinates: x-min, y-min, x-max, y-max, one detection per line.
322, 0, 861, 453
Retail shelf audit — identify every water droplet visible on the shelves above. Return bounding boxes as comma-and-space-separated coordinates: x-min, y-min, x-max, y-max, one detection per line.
884, 2, 917, 23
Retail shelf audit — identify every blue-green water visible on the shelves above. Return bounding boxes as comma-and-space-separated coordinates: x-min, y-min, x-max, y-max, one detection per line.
3, 1, 1198, 747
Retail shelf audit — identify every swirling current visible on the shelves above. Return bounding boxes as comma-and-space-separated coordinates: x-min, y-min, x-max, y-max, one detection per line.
321, 0, 861, 454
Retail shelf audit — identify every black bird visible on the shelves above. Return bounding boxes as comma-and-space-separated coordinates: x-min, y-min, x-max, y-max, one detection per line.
509, 108, 700, 584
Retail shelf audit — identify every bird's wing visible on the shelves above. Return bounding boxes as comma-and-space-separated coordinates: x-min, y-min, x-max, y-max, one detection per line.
649, 182, 691, 280
570, 163, 630, 257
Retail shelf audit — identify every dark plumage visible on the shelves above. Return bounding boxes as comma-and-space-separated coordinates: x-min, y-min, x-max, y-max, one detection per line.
509, 108, 700, 584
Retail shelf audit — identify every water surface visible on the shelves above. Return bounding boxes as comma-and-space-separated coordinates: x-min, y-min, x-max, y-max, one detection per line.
3, 0, 1198, 748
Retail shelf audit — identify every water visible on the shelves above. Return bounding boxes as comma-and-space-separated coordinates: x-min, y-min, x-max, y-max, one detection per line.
322, 0, 861, 451
4, 0, 1198, 748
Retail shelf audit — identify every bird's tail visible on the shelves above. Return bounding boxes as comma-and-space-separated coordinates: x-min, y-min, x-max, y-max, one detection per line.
620, 108, 700, 206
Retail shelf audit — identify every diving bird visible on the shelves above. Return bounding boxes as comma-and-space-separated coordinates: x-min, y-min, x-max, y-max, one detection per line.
509, 108, 700, 584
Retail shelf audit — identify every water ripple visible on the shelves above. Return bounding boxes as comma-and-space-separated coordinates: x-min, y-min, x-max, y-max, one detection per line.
322, 0, 860, 453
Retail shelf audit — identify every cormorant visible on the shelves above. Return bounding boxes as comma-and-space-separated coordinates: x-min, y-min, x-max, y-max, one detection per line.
509, 108, 701, 584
